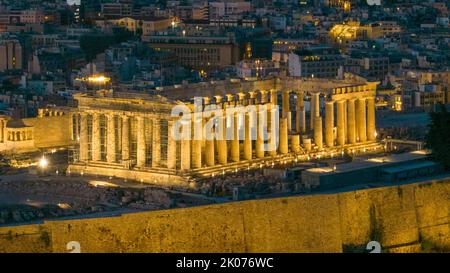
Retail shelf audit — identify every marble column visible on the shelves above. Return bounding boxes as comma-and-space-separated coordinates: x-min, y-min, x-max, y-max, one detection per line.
218, 115, 228, 164
259, 90, 267, 104
279, 117, 288, 154
287, 111, 292, 132
205, 117, 215, 167
121, 115, 130, 161
268, 104, 277, 157
303, 137, 312, 152
244, 112, 252, 160
181, 138, 191, 170
79, 113, 88, 161
290, 134, 301, 153
106, 114, 116, 163
69, 114, 74, 141
310, 93, 320, 130
325, 101, 334, 148
167, 120, 177, 169
367, 97, 376, 141
91, 112, 100, 161
231, 113, 240, 162
191, 115, 202, 168
314, 116, 323, 150
75, 114, 80, 142
282, 90, 289, 118
356, 98, 367, 142
347, 99, 356, 144
0, 120, 4, 143
255, 105, 265, 158
270, 89, 278, 105
296, 91, 305, 133
337, 100, 346, 146
248, 91, 257, 106
291, 134, 300, 153
151, 119, 161, 167
136, 116, 146, 167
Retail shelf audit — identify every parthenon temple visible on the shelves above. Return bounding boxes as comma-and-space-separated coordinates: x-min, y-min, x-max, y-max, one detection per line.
68, 75, 381, 186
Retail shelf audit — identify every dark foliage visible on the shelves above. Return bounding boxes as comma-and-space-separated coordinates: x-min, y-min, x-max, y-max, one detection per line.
79, 28, 134, 62
425, 104, 450, 170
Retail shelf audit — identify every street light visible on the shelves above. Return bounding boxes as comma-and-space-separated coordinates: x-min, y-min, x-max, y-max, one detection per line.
39, 156, 48, 169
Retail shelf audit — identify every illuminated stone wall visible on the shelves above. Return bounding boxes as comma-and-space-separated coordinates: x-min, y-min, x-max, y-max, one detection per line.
0, 108, 72, 153
0, 179, 448, 253
23, 114, 71, 149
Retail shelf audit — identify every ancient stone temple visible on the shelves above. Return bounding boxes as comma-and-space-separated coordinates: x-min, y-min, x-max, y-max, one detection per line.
68, 75, 380, 187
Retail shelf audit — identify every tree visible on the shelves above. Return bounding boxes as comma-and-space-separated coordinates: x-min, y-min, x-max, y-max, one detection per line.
425, 104, 450, 170
79, 28, 134, 62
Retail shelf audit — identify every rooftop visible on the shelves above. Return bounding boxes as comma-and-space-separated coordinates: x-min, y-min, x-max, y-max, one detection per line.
304, 150, 430, 175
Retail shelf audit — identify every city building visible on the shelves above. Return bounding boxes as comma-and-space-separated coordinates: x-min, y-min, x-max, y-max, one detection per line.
288, 46, 345, 78
208, 0, 252, 19
94, 15, 173, 35
329, 21, 382, 44
144, 28, 241, 71
236, 59, 280, 79
0, 39, 22, 72
302, 150, 441, 191
346, 51, 390, 81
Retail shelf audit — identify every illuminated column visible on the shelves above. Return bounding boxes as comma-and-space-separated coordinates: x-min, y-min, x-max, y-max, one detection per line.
218, 115, 228, 165
167, 120, 177, 169
0, 119, 4, 143
337, 100, 346, 146
205, 117, 215, 167
107, 113, 116, 163
79, 112, 88, 161
121, 115, 130, 161
296, 91, 305, 133
75, 114, 79, 142
136, 116, 146, 168
151, 119, 161, 167
314, 116, 323, 150
91, 112, 100, 161
347, 99, 356, 144
214, 95, 223, 105
180, 139, 191, 170
69, 114, 74, 141
282, 90, 289, 117
310, 93, 320, 130
244, 112, 252, 160
325, 101, 334, 148
0, 120, 3, 143
237, 93, 246, 105
270, 89, 278, 105
231, 113, 240, 162
287, 111, 292, 132
279, 117, 288, 154
303, 137, 312, 152
259, 90, 267, 104
356, 98, 367, 142
344, 100, 347, 141
191, 114, 202, 168
367, 97, 376, 141
255, 105, 265, 158
268, 104, 277, 157
248, 91, 257, 105
291, 134, 300, 153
